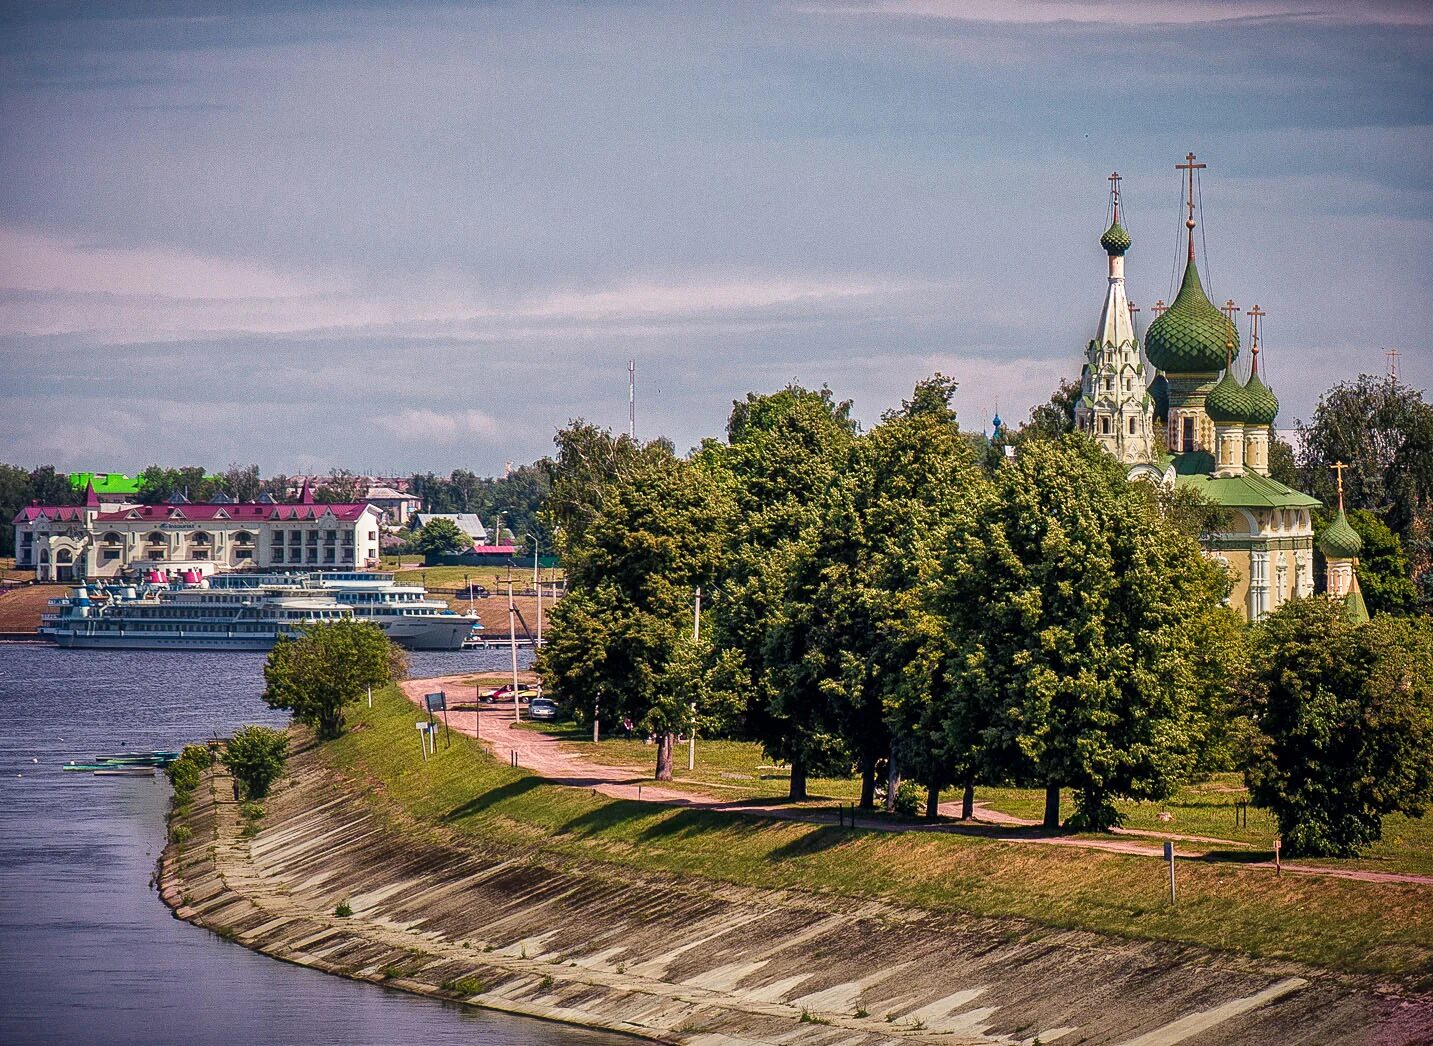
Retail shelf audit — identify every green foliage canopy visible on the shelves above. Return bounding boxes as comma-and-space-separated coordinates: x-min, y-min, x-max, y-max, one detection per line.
415, 516, 469, 556
1245, 598, 1433, 857
223, 725, 290, 800
263, 621, 407, 739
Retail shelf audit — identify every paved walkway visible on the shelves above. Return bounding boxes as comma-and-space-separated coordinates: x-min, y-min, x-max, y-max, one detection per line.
402, 675, 1433, 887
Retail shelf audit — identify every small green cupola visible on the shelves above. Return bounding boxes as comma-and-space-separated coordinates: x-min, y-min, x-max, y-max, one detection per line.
1101, 221, 1131, 257
1320, 508, 1362, 559
1205, 364, 1250, 423
1241, 307, 1279, 426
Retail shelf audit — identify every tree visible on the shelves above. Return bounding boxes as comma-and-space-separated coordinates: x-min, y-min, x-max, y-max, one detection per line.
137, 465, 215, 504
537, 447, 729, 780
1312, 508, 1418, 616
217, 464, 262, 502
1296, 375, 1433, 541
1267, 435, 1299, 488
28, 465, 74, 505
415, 516, 469, 556
1245, 598, 1433, 857
1016, 377, 1081, 443
707, 385, 860, 799
223, 725, 290, 800
315, 468, 366, 503
263, 621, 406, 739
939, 435, 1231, 830
542, 421, 670, 556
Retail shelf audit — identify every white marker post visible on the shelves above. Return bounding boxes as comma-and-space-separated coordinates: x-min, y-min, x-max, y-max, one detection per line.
509, 580, 521, 722
1164, 840, 1176, 904
689, 586, 701, 772
416, 721, 430, 760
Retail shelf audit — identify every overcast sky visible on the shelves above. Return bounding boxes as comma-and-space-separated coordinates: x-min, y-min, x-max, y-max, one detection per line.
1, 0, 1429, 476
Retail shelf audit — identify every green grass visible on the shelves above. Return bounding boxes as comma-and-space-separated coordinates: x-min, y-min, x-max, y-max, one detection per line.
392, 566, 564, 591
515, 722, 1433, 875
320, 685, 1433, 981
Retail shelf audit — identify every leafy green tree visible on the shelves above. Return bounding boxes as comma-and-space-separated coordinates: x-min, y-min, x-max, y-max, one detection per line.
314, 468, 365, 503
1296, 375, 1433, 541
707, 385, 859, 799
217, 464, 262, 502
541, 421, 671, 556
29, 465, 75, 505
939, 435, 1231, 830
137, 465, 215, 504
1016, 377, 1081, 443
223, 725, 290, 800
263, 621, 406, 739
415, 516, 469, 556
537, 448, 729, 780
1312, 508, 1418, 616
1245, 598, 1433, 857
1267, 436, 1299, 488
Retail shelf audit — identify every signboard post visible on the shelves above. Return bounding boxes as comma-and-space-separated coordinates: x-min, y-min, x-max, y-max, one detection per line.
424, 692, 450, 748
416, 721, 430, 760
1163, 840, 1176, 904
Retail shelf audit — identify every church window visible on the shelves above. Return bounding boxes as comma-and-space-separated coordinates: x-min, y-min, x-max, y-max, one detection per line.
1124, 377, 1132, 391
1100, 416, 1111, 435
1128, 417, 1136, 434
1104, 377, 1113, 393
1181, 416, 1195, 451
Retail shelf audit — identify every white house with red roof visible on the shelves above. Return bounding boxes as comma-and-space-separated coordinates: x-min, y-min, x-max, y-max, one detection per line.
14, 479, 384, 582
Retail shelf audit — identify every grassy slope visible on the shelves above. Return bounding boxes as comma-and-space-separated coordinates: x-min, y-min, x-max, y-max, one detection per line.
517, 723, 1433, 876
323, 686, 1433, 981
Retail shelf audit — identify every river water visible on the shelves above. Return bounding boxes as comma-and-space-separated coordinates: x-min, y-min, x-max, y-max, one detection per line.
0, 643, 627, 1045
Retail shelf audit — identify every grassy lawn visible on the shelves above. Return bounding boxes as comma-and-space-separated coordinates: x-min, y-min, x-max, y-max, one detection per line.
393, 565, 565, 591
513, 720, 1433, 876
321, 685, 1433, 981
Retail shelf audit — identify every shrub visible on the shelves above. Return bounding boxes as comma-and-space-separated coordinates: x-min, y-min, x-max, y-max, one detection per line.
169, 824, 192, 844
441, 975, 486, 996
334, 900, 353, 917
239, 801, 265, 821
892, 781, 921, 817
222, 725, 290, 800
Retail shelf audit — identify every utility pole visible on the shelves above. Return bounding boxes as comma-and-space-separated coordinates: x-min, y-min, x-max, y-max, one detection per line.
689, 586, 701, 772
628, 359, 636, 440
508, 579, 521, 722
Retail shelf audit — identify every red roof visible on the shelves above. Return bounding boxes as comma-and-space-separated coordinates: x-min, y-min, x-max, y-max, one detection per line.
13, 501, 377, 524
471, 544, 519, 554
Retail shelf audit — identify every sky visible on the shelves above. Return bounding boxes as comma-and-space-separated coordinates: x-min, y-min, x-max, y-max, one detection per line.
1, 0, 1429, 476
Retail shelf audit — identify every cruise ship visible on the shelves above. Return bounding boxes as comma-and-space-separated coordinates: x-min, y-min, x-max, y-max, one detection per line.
42, 571, 479, 651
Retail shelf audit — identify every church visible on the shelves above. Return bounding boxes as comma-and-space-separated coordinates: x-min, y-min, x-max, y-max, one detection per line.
1074, 155, 1361, 623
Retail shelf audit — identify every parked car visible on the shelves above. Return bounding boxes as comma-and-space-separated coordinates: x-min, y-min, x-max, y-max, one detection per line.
527, 698, 560, 721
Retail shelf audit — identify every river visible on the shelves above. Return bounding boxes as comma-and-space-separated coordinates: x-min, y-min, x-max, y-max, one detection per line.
0, 643, 628, 1045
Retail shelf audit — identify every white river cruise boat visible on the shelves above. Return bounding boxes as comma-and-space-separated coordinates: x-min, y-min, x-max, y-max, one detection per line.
42, 570, 480, 651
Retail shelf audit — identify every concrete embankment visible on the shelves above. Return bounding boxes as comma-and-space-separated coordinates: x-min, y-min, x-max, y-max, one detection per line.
159, 741, 1422, 1045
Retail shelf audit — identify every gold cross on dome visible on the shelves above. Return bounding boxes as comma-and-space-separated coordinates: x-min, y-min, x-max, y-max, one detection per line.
1385, 347, 1401, 381
1222, 299, 1240, 321
1153, 299, 1167, 316
1247, 304, 1265, 350
1108, 171, 1122, 219
1332, 460, 1348, 511
1128, 300, 1139, 316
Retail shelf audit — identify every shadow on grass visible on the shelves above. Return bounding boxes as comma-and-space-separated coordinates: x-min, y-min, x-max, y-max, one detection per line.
440, 776, 545, 823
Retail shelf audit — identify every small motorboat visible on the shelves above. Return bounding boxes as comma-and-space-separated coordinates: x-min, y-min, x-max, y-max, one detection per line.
91, 766, 156, 777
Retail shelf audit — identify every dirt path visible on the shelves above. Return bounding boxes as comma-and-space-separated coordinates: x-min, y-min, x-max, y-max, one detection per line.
402, 675, 1433, 888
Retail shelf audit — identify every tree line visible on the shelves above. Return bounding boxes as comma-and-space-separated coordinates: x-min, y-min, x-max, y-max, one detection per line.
536, 376, 1433, 857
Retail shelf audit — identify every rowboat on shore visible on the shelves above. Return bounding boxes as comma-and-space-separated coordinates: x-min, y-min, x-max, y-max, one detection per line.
92, 766, 156, 777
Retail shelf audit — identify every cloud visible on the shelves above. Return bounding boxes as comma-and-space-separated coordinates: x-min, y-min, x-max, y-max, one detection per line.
374, 408, 501, 442
800, 0, 1433, 27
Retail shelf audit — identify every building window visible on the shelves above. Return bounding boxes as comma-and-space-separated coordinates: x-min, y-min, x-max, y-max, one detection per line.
1100, 416, 1111, 435
1128, 417, 1136, 434
102, 549, 121, 561
1182, 416, 1195, 451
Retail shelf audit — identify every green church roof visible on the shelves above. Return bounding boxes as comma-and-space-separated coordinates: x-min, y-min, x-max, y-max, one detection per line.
1344, 584, 1370, 624
1319, 508, 1362, 559
1204, 368, 1250, 423
68, 471, 140, 495
1100, 221, 1131, 256
1176, 471, 1322, 509
1144, 258, 1239, 375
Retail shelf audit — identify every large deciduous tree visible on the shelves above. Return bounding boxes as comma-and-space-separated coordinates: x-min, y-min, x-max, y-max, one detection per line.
1245, 598, 1433, 857
707, 385, 859, 800
537, 446, 729, 780
263, 621, 407, 739
941, 435, 1230, 831
415, 516, 469, 556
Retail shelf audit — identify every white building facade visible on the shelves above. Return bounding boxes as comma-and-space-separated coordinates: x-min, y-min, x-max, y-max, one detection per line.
14, 485, 384, 582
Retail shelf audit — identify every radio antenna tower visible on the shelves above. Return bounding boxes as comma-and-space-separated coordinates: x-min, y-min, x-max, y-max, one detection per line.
1385, 347, 1401, 382
628, 359, 636, 439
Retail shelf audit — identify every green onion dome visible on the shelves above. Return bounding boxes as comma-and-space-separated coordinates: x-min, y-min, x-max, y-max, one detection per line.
1144, 259, 1238, 375
1204, 368, 1250, 423
1319, 509, 1362, 559
1100, 221, 1131, 257
1242, 368, 1279, 426
1149, 373, 1169, 422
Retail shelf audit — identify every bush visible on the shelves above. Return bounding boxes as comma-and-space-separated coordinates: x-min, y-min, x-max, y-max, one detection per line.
239, 801, 265, 821
892, 781, 921, 817
222, 725, 290, 800
169, 824, 192, 844
334, 900, 353, 917
165, 744, 215, 797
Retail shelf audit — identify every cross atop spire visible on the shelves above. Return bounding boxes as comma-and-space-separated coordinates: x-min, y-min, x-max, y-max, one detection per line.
1109, 171, 1122, 223
1153, 299, 1167, 317
1332, 460, 1348, 513
1128, 300, 1139, 318
1176, 151, 1206, 260
1386, 347, 1401, 381
1222, 299, 1240, 322
1247, 304, 1265, 368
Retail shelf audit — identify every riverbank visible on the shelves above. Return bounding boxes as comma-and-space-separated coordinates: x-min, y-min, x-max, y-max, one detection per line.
158, 683, 1433, 1044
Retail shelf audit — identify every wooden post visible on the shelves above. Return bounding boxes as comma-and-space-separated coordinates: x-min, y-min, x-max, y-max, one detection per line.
1164, 841, 1177, 904
1274, 837, 1282, 877
689, 585, 700, 772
